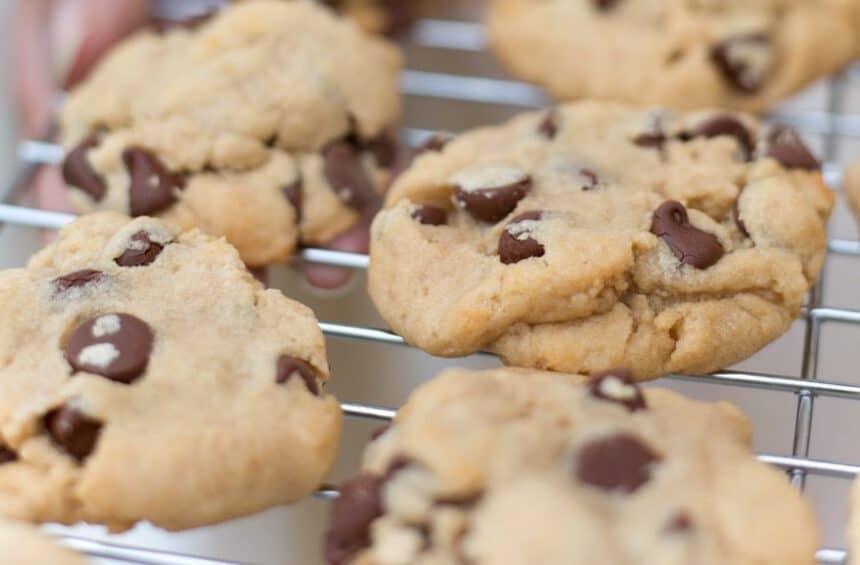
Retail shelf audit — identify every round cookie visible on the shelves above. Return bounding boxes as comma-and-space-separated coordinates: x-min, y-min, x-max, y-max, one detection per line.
60, 0, 403, 267
324, 367, 820, 565
0, 520, 85, 565
486, 0, 859, 113
0, 212, 341, 531
369, 102, 833, 380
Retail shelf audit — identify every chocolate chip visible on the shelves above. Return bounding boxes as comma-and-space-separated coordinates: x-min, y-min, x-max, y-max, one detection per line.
324, 142, 378, 211
453, 167, 532, 223
633, 131, 667, 150
370, 424, 391, 441
651, 201, 723, 269
537, 111, 558, 139
324, 474, 386, 565
62, 136, 107, 202
593, 0, 621, 11
44, 406, 103, 462
0, 445, 16, 465
588, 369, 646, 412
114, 231, 166, 268
276, 355, 320, 396
499, 211, 545, 264
283, 178, 303, 223
709, 33, 770, 93
123, 148, 182, 216
664, 511, 693, 534
66, 313, 154, 384
366, 133, 399, 169
411, 205, 447, 226
686, 115, 754, 160
765, 125, 820, 170
52, 270, 104, 293
574, 434, 661, 494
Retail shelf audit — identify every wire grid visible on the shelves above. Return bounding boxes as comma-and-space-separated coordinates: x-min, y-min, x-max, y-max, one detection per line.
2, 15, 860, 565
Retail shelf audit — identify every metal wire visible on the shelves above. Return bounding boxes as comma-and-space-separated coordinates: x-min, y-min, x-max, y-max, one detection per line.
4, 14, 858, 565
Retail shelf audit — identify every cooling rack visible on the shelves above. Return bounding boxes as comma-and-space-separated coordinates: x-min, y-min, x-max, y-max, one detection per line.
4, 13, 860, 565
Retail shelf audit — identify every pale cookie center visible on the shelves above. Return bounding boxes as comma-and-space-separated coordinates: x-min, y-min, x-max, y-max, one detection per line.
91, 314, 122, 337
450, 165, 528, 193
77, 342, 120, 369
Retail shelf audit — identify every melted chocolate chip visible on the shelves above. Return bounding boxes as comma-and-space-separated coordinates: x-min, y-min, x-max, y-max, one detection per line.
588, 369, 646, 412
538, 111, 558, 139
499, 211, 545, 264
324, 142, 378, 211
325, 474, 386, 564
651, 201, 724, 269
44, 406, 103, 462
411, 205, 447, 226
366, 133, 399, 169
0, 445, 17, 465
633, 131, 667, 150
686, 115, 754, 160
283, 178, 303, 223
115, 231, 166, 268
453, 170, 532, 223
123, 148, 183, 216
62, 136, 107, 202
66, 313, 155, 384
52, 270, 104, 293
276, 355, 320, 396
709, 33, 770, 93
574, 434, 661, 494
765, 125, 820, 170
664, 511, 693, 534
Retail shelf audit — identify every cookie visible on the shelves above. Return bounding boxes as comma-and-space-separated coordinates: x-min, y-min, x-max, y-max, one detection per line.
324, 0, 417, 34
844, 159, 860, 232
487, 0, 859, 113
60, 0, 403, 267
851, 477, 860, 565
324, 367, 819, 564
0, 212, 341, 531
369, 102, 832, 380
0, 519, 85, 565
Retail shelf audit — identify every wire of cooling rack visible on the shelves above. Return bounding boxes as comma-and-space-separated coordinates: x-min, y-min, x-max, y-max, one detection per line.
3, 15, 859, 565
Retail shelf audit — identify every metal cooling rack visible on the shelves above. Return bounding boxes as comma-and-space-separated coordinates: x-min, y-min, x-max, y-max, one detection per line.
4, 15, 860, 565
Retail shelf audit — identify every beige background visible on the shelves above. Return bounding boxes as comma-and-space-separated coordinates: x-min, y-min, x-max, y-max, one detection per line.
1, 1, 860, 563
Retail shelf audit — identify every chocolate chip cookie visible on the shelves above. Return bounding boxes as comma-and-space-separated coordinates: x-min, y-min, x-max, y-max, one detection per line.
369, 102, 832, 380
61, 0, 403, 267
0, 212, 341, 531
0, 519, 84, 565
487, 0, 859, 113
324, 367, 820, 564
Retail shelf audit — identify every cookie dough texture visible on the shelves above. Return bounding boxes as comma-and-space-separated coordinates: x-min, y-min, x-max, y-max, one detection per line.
325, 367, 819, 565
61, 0, 403, 266
369, 102, 832, 380
0, 520, 85, 565
487, 0, 859, 113
0, 212, 341, 531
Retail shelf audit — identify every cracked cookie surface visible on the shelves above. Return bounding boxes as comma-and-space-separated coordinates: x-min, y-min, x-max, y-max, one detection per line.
369, 102, 832, 380
487, 0, 859, 113
60, 0, 402, 267
324, 367, 819, 565
0, 212, 341, 531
